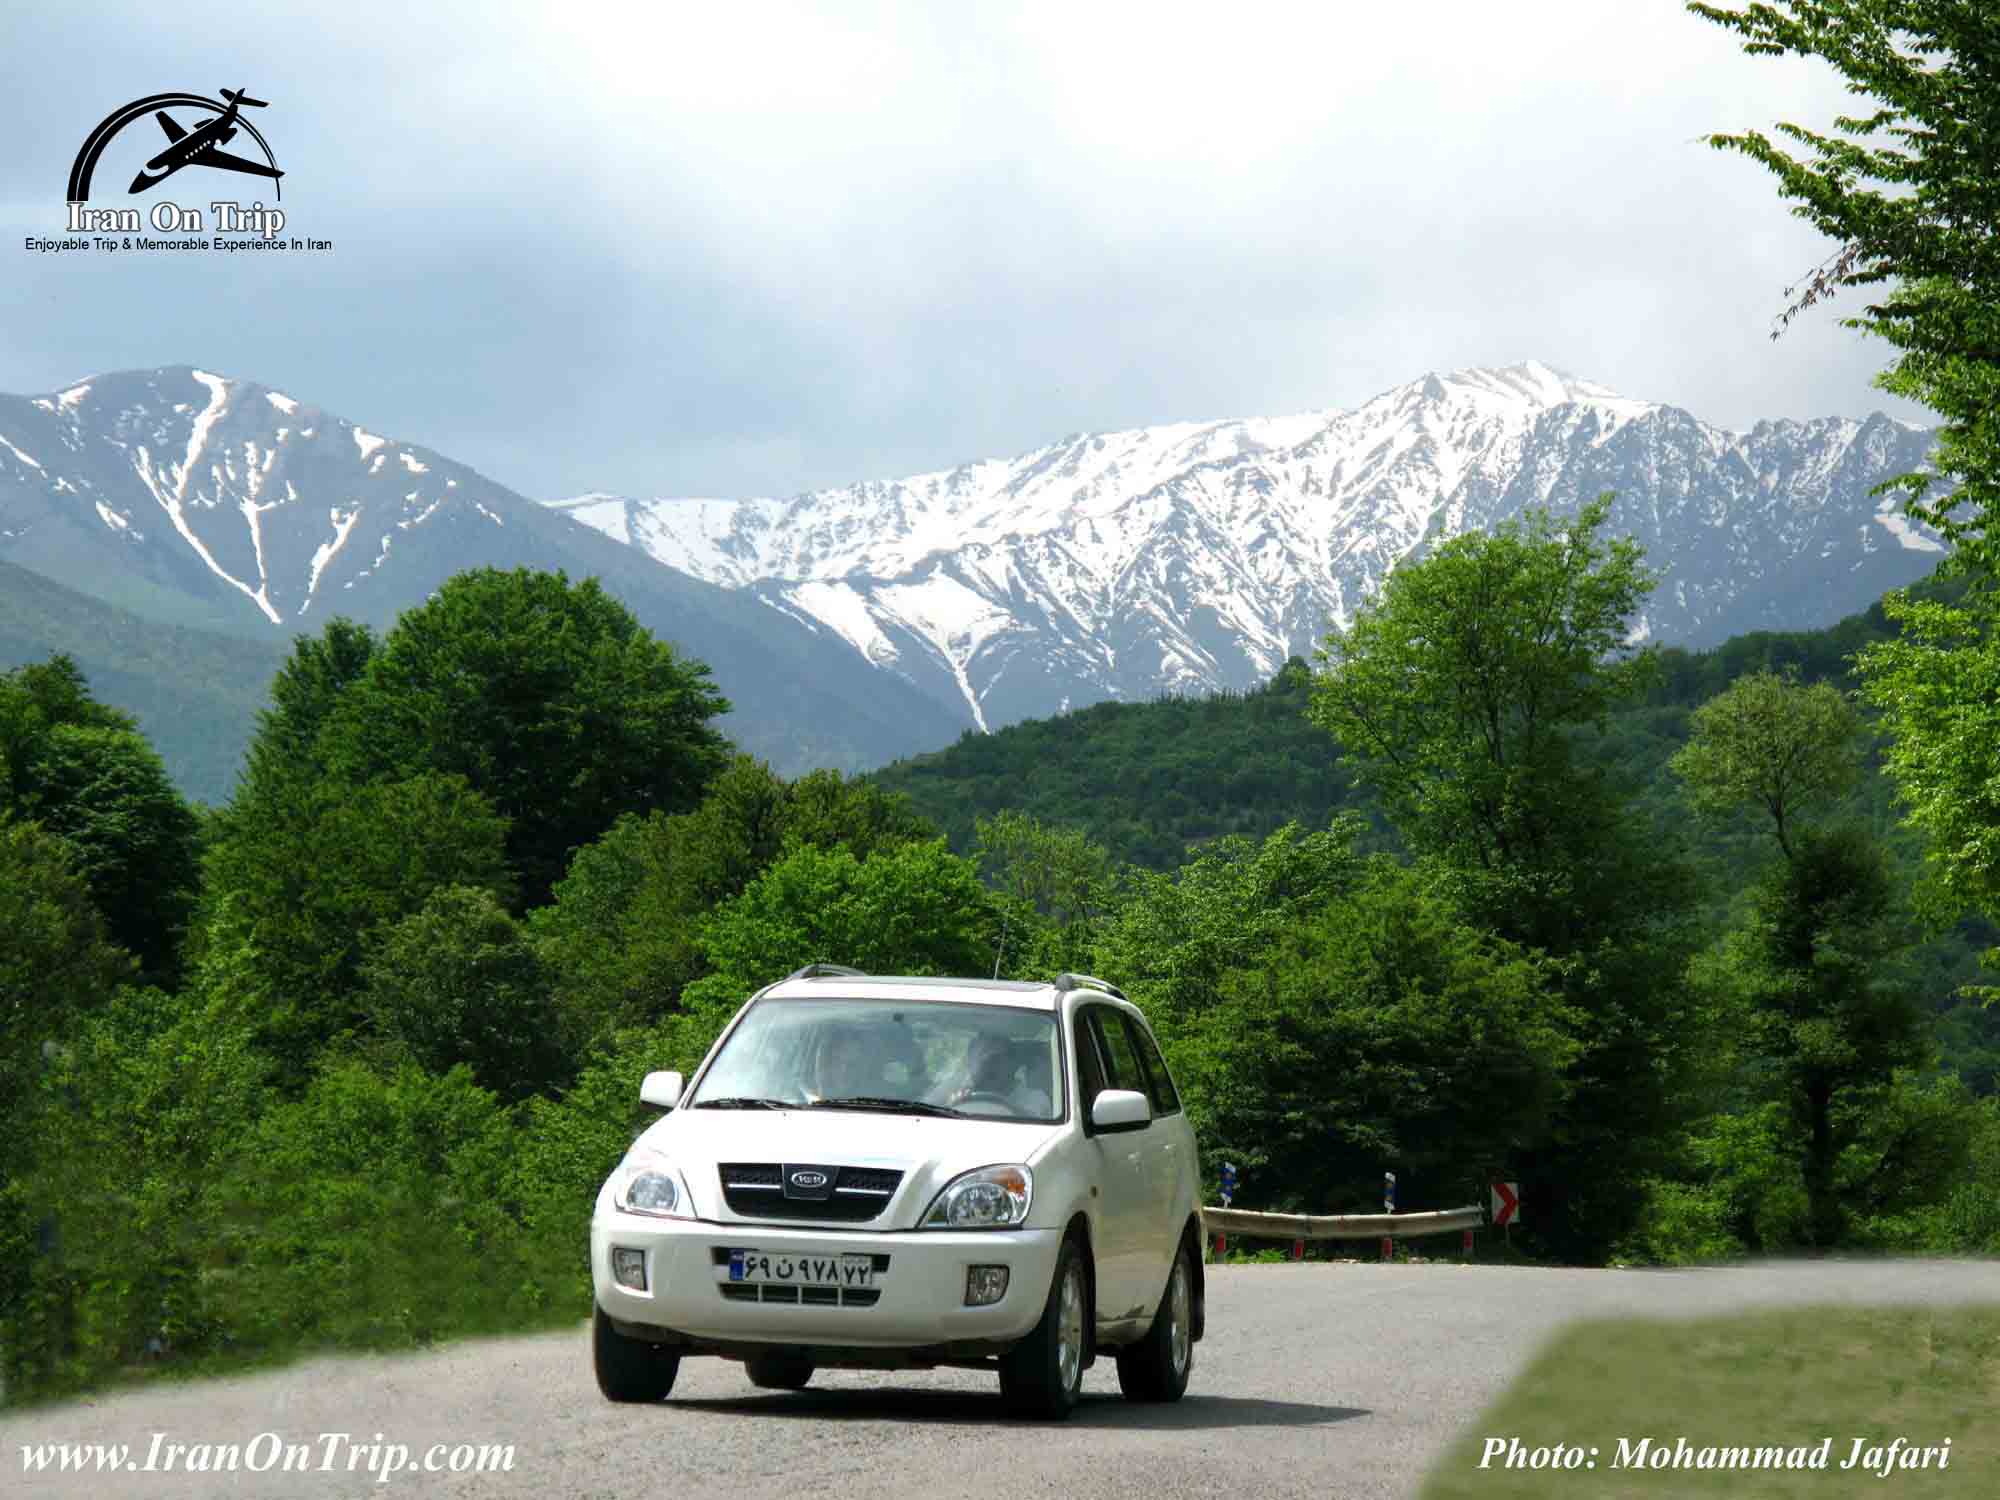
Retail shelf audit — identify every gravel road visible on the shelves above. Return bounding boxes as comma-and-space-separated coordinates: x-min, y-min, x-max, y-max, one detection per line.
7, 1259, 1994, 1500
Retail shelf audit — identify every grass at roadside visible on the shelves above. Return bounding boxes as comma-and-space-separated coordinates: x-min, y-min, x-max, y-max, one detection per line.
1421, 1304, 1999, 1499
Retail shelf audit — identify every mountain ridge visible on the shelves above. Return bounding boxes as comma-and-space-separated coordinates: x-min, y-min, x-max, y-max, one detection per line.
0, 365, 965, 774
552, 360, 1943, 731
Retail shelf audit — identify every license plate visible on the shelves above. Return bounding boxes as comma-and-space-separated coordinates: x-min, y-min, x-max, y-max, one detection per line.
728, 1250, 876, 1288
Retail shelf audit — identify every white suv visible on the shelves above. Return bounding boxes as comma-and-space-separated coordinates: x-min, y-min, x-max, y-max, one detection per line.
589, 967, 1204, 1418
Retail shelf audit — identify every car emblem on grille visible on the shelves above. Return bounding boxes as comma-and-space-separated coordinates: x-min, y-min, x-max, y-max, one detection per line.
790, 1170, 828, 1189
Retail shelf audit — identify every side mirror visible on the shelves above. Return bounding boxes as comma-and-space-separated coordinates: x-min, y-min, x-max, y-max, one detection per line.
1091, 1088, 1152, 1133
640, 1070, 684, 1109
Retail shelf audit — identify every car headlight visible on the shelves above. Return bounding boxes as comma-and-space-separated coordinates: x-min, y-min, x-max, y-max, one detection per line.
613, 1154, 694, 1219
921, 1165, 1033, 1229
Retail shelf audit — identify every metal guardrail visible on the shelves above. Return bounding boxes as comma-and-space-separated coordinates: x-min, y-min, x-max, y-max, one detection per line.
1200, 1205, 1483, 1240
1200, 1203, 1485, 1261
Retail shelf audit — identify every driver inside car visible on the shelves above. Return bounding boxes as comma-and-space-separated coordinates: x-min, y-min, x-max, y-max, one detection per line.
952, 1034, 1052, 1116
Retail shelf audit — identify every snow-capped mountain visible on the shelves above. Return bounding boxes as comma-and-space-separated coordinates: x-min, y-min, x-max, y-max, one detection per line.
0, 361, 1947, 784
551, 362, 1943, 733
0, 366, 963, 774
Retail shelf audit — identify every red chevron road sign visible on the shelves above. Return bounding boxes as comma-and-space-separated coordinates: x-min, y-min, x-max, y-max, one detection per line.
1491, 1181, 1520, 1228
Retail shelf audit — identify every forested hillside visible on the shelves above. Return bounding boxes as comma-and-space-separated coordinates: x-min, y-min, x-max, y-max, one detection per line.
870, 587, 1929, 871
870, 577, 1997, 1098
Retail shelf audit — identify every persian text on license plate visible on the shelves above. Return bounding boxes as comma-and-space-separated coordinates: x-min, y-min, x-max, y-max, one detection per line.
728, 1250, 876, 1288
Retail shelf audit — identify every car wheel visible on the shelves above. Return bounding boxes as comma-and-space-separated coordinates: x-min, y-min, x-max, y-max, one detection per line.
1115, 1237, 1194, 1402
745, 1353, 815, 1390
999, 1233, 1089, 1420
593, 1307, 681, 1402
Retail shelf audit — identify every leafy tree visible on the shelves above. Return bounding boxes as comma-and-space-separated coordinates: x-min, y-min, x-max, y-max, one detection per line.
202, 1060, 558, 1354
7, 984, 266, 1395
201, 773, 514, 1073
360, 886, 570, 1102
1670, 670, 1864, 857
1308, 497, 1656, 922
322, 569, 732, 909
1856, 597, 2000, 946
1713, 828, 1930, 1243
1170, 860, 1574, 1214
237, 619, 378, 792
1, 659, 200, 982
1691, 1, 2000, 569
1307, 498, 1705, 1259
20, 725, 201, 980
533, 758, 941, 1043
974, 810, 1119, 975
1693, 3, 2000, 968
1096, 819, 1365, 1024
1674, 665, 1944, 1241
0, 818, 133, 1144
782, 768, 936, 861
685, 839, 996, 1013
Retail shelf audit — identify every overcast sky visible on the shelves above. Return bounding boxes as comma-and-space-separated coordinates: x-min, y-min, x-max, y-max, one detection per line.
1, 0, 1928, 503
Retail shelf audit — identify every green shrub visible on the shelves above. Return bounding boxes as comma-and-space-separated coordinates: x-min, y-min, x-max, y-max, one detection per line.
203, 1060, 569, 1355
1618, 1180, 1745, 1265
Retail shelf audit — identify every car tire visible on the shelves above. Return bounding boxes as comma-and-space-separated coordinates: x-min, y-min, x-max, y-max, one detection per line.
745, 1353, 815, 1390
593, 1307, 681, 1402
999, 1233, 1089, 1420
1115, 1237, 1194, 1403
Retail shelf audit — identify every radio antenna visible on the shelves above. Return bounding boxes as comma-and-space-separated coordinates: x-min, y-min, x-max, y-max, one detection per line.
992, 908, 1011, 980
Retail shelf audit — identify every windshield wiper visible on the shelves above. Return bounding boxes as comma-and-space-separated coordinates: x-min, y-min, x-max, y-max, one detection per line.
690, 1096, 794, 1110
809, 1096, 965, 1118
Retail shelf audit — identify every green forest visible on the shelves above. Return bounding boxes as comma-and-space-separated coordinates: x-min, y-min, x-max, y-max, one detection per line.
5, 0, 2000, 1409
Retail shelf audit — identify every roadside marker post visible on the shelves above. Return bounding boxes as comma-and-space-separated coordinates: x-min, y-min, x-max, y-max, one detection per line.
1383, 1171, 1395, 1262
1215, 1162, 1236, 1260
1491, 1180, 1520, 1257
1292, 1237, 1305, 1261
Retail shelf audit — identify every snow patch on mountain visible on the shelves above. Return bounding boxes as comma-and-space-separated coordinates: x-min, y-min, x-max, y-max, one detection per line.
553, 361, 1944, 733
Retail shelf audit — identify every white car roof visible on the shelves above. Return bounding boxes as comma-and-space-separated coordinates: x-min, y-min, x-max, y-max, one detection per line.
759, 976, 1066, 1010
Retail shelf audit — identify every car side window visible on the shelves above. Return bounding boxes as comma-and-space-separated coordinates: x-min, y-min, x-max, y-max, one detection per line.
1089, 1008, 1147, 1102
1121, 1014, 1181, 1116
1074, 1013, 1109, 1115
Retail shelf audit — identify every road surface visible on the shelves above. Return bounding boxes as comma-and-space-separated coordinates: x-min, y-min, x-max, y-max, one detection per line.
7, 1259, 1994, 1500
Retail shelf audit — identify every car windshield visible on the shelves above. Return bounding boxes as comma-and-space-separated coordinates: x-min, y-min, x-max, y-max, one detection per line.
689, 998, 1064, 1123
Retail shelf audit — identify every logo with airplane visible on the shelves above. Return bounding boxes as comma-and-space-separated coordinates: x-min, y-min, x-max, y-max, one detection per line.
68, 88, 285, 203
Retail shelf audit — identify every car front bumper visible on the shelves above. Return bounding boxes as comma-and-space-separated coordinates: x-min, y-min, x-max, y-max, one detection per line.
591, 1210, 1062, 1350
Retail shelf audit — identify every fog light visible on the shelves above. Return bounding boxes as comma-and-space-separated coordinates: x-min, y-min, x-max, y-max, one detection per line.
611, 1247, 648, 1291
965, 1265, 1009, 1306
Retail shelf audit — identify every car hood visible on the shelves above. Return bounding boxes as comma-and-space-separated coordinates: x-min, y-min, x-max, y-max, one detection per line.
625, 1107, 1065, 1229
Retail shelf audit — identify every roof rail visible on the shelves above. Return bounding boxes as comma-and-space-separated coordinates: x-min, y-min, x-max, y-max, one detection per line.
1053, 971, 1126, 1000
782, 962, 868, 981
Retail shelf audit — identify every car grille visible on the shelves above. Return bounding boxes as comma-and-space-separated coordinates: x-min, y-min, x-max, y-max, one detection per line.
717, 1284, 883, 1307
717, 1163, 905, 1222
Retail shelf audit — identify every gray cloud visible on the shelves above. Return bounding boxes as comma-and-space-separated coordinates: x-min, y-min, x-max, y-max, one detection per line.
1, 0, 1931, 504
